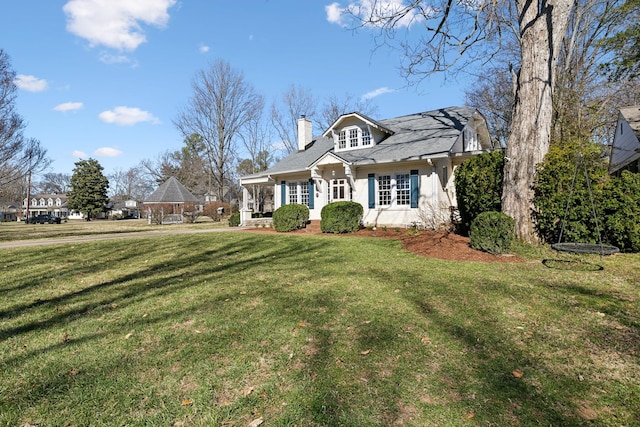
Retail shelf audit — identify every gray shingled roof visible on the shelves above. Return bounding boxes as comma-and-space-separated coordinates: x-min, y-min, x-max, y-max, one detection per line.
620, 106, 640, 138
254, 106, 478, 177
145, 176, 199, 203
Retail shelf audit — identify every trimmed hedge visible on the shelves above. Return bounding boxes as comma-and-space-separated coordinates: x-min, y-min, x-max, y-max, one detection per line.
228, 212, 241, 227
601, 170, 640, 252
320, 201, 363, 234
469, 211, 515, 255
454, 150, 504, 234
272, 204, 309, 232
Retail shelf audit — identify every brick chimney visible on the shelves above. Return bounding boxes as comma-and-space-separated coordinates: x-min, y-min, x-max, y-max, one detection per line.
297, 115, 312, 151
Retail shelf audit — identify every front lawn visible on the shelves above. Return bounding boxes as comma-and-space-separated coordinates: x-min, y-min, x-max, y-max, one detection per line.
1, 232, 638, 426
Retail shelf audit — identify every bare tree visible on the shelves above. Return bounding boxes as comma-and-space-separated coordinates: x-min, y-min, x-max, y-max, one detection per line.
0, 49, 49, 187
338, 0, 574, 241
174, 59, 263, 202
271, 84, 317, 154
318, 92, 380, 131
109, 167, 154, 204
36, 172, 71, 194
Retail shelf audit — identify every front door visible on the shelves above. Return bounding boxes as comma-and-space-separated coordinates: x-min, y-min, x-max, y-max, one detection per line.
330, 179, 349, 202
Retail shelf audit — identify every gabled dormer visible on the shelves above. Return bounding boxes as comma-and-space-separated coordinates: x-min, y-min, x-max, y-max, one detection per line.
322, 112, 394, 153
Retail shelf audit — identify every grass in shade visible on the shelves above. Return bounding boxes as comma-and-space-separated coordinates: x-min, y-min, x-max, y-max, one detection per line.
0, 228, 638, 426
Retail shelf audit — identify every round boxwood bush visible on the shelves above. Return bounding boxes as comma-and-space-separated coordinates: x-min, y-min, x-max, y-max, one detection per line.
272, 204, 310, 232
228, 212, 241, 227
469, 211, 515, 255
320, 201, 363, 233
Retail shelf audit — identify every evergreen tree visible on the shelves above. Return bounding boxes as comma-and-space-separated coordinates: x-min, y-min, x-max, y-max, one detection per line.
68, 158, 109, 220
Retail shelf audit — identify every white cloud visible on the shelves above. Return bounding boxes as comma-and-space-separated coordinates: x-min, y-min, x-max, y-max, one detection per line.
72, 150, 88, 158
94, 147, 123, 157
199, 44, 210, 53
326, 2, 346, 26
326, 1, 424, 28
54, 102, 84, 112
14, 75, 48, 92
362, 86, 394, 100
98, 52, 135, 65
63, 0, 177, 51
98, 106, 160, 126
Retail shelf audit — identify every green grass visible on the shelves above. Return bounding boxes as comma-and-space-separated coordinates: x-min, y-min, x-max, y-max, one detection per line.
0, 230, 638, 426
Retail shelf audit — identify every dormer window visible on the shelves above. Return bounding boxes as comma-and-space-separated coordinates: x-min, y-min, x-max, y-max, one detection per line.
39, 198, 45, 207
362, 129, 371, 146
56, 198, 62, 206
335, 126, 374, 151
48, 198, 53, 207
349, 129, 358, 147
338, 131, 346, 149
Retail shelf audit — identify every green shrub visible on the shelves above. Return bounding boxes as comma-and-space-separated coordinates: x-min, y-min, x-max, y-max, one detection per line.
469, 211, 515, 255
454, 150, 504, 234
228, 212, 241, 227
532, 140, 609, 244
272, 204, 309, 232
601, 171, 640, 252
320, 201, 363, 234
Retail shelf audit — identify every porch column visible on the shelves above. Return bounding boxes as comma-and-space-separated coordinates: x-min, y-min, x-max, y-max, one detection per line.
240, 186, 252, 226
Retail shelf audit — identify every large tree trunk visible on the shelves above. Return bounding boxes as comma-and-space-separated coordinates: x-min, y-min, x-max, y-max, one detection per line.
502, 0, 574, 243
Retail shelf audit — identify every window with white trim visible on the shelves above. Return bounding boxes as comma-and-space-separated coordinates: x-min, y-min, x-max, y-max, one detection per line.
300, 182, 309, 206
39, 198, 45, 207
377, 173, 414, 207
288, 182, 298, 205
396, 174, 410, 205
56, 198, 62, 206
349, 128, 358, 147
48, 198, 53, 207
287, 181, 310, 206
378, 175, 391, 205
338, 130, 346, 149
362, 128, 371, 146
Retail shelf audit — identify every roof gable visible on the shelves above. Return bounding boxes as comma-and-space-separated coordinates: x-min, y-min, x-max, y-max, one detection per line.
321, 112, 394, 138
145, 176, 199, 203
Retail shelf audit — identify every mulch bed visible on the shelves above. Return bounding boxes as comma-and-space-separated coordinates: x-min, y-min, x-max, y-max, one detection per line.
240, 226, 523, 263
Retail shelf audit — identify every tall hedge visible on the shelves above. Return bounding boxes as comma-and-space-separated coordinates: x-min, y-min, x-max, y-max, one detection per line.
532, 140, 609, 245
454, 150, 504, 234
272, 204, 309, 232
601, 171, 640, 252
320, 201, 363, 233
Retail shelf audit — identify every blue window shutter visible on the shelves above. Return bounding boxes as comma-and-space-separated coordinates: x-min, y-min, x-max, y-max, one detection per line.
410, 170, 419, 208
280, 181, 286, 206
368, 173, 375, 208
308, 179, 314, 209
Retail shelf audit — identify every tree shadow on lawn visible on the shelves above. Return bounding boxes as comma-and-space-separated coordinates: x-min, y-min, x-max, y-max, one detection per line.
366, 265, 618, 426
0, 235, 325, 341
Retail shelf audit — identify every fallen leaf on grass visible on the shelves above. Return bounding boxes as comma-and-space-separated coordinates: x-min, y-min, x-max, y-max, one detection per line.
512, 369, 524, 378
360, 349, 371, 355
124, 332, 134, 339
248, 417, 264, 427
181, 399, 193, 406
466, 412, 475, 419
421, 336, 432, 344
298, 322, 307, 327
243, 386, 255, 397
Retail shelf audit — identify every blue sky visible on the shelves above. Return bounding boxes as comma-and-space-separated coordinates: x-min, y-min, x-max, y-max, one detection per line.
2, 1, 466, 178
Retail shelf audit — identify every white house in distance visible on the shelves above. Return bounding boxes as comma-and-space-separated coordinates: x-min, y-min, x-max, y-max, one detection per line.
609, 106, 640, 175
239, 106, 494, 228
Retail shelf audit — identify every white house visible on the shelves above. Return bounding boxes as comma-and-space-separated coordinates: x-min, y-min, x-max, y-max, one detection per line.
609, 106, 640, 175
23, 194, 70, 220
239, 106, 494, 228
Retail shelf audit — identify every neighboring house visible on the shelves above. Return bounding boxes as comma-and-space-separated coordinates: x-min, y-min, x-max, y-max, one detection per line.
609, 106, 640, 175
109, 200, 141, 219
22, 193, 70, 220
239, 106, 494, 228
0, 203, 19, 222
143, 176, 200, 223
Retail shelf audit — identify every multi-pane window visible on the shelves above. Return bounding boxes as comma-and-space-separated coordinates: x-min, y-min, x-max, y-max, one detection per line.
288, 182, 298, 205
48, 198, 53, 207
338, 130, 346, 149
349, 128, 359, 147
331, 179, 347, 201
300, 182, 309, 206
362, 128, 371, 146
39, 198, 45, 206
288, 181, 310, 206
396, 174, 410, 205
378, 175, 392, 205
